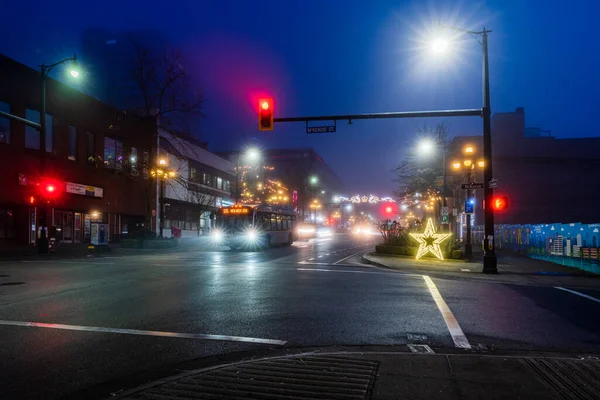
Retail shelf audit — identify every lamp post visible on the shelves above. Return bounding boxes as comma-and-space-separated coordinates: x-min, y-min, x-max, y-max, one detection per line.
431, 27, 497, 273
452, 145, 484, 259
37, 54, 79, 254
151, 158, 176, 238
417, 136, 448, 230
235, 147, 260, 205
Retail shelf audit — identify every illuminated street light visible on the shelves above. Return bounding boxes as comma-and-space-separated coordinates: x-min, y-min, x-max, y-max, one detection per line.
463, 160, 472, 167
464, 146, 474, 154
431, 38, 449, 53
309, 176, 318, 185
452, 161, 462, 170
477, 160, 485, 168
430, 25, 497, 273
246, 147, 260, 161
417, 138, 435, 154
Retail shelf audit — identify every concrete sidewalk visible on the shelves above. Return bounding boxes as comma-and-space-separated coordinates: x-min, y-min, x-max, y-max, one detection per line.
0, 236, 223, 262
363, 250, 600, 288
110, 350, 599, 400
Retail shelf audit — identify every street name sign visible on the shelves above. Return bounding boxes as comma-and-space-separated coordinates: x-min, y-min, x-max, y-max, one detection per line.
307, 125, 336, 134
461, 182, 484, 189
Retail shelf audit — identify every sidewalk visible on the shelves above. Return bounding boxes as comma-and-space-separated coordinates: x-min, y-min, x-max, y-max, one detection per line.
109, 349, 599, 400
363, 250, 600, 288
0, 236, 221, 262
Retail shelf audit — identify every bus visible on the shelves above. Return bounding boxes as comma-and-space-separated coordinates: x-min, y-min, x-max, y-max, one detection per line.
213, 204, 298, 250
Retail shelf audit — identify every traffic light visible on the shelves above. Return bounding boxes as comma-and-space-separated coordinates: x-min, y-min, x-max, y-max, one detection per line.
491, 195, 508, 211
258, 98, 274, 131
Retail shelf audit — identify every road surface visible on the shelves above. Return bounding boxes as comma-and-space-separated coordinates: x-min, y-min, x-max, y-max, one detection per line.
0, 233, 599, 399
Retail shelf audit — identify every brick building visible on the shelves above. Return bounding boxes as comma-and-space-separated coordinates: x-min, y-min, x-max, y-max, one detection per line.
0, 54, 156, 246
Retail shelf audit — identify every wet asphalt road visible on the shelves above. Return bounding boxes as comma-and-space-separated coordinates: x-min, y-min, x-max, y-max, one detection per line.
0, 233, 599, 399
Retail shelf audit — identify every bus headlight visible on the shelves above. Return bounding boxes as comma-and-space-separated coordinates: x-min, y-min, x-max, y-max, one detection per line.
247, 229, 258, 241
212, 229, 224, 242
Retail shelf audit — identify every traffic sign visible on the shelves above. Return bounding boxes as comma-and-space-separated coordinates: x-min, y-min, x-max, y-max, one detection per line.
440, 215, 449, 224
307, 125, 336, 134
465, 199, 474, 214
489, 178, 498, 188
441, 206, 449, 216
461, 182, 484, 189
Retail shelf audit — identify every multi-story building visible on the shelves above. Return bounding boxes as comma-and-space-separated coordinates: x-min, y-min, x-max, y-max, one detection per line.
447, 107, 600, 242
157, 131, 235, 237
0, 53, 156, 246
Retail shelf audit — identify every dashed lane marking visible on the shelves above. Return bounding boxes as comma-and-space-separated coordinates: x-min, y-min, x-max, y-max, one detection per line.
422, 276, 471, 349
0, 320, 287, 345
555, 287, 600, 304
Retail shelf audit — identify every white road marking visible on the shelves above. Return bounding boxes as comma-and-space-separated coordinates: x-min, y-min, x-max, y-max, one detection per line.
333, 250, 365, 265
297, 267, 422, 277
555, 287, 600, 304
422, 276, 471, 349
460, 269, 471, 272
308, 258, 315, 261
20, 260, 115, 265
0, 320, 287, 345
317, 256, 324, 259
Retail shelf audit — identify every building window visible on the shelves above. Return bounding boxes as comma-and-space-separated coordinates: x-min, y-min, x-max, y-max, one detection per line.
130, 147, 138, 174
217, 177, 223, 190
0, 101, 10, 144
224, 180, 230, 192
103, 137, 124, 169
25, 109, 40, 149
86, 132, 95, 163
190, 167, 196, 181
68, 126, 77, 160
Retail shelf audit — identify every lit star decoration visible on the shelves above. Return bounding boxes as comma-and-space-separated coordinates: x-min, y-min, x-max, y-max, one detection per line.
409, 218, 452, 260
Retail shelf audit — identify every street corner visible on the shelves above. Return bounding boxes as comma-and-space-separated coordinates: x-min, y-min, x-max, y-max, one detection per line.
362, 251, 471, 273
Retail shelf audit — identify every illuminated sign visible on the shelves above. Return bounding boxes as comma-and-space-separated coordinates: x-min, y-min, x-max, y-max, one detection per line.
222, 207, 250, 215
409, 218, 452, 260
337, 195, 396, 204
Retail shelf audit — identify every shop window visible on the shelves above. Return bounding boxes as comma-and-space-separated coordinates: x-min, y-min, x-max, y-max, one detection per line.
0, 209, 16, 239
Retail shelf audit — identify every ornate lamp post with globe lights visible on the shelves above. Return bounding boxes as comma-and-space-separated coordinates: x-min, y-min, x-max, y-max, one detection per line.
151, 157, 176, 238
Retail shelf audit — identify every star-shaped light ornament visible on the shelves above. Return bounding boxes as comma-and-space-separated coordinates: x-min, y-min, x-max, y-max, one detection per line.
409, 218, 452, 260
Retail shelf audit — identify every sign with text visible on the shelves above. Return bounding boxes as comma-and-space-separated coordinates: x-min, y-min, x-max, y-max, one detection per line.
307, 125, 336, 134
66, 182, 103, 198
461, 182, 484, 190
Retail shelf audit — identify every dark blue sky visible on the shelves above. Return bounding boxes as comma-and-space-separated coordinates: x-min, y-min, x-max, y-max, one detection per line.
2, 0, 598, 194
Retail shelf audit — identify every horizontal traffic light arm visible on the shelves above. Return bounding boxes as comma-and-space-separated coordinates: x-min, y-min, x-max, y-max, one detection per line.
274, 108, 482, 123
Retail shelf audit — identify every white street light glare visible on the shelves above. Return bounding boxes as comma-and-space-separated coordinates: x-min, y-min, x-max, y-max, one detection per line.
418, 139, 435, 154
431, 37, 449, 53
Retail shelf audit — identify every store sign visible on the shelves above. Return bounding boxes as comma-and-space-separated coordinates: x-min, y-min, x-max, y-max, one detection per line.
66, 182, 103, 198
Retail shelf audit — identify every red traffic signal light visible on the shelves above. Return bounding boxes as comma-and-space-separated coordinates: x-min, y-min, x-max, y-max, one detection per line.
385, 206, 393, 214
491, 195, 508, 211
29, 195, 36, 205
258, 98, 274, 131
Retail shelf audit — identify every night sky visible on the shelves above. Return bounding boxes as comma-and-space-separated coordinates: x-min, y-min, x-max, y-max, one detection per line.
1, 0, 598, 195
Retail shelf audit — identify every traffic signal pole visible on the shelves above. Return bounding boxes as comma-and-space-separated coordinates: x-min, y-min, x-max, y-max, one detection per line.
274, 109, 482, 123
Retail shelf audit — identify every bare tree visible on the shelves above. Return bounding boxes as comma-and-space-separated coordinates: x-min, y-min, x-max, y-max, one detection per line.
393, 123, 449, 201
128, 39, 204, 138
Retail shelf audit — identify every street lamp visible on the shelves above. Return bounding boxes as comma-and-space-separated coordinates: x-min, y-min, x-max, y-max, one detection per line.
431, 26, 497, 273
451, 144, 484, 259
417, 136, 449, 230
235, 147, 261, 205
309, 176, 318, 185
36, 53, 80, 254
151, 157, 176, 238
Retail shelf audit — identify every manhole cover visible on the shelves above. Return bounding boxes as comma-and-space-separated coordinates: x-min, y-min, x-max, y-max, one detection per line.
0, 282, 25, 286
120, 355, 379, 399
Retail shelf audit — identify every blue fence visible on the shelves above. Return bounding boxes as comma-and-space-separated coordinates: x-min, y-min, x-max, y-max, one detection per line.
474, 223, 600, 274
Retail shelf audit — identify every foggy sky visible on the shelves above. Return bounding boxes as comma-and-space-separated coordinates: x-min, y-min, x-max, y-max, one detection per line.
1, 0, 598, 194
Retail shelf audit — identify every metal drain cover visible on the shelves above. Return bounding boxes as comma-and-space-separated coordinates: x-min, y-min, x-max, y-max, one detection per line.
122, 355, 379, 399
522, 357, 600, 399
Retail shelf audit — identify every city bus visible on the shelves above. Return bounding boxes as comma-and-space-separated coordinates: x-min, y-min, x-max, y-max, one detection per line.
213, 204, 298, 250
